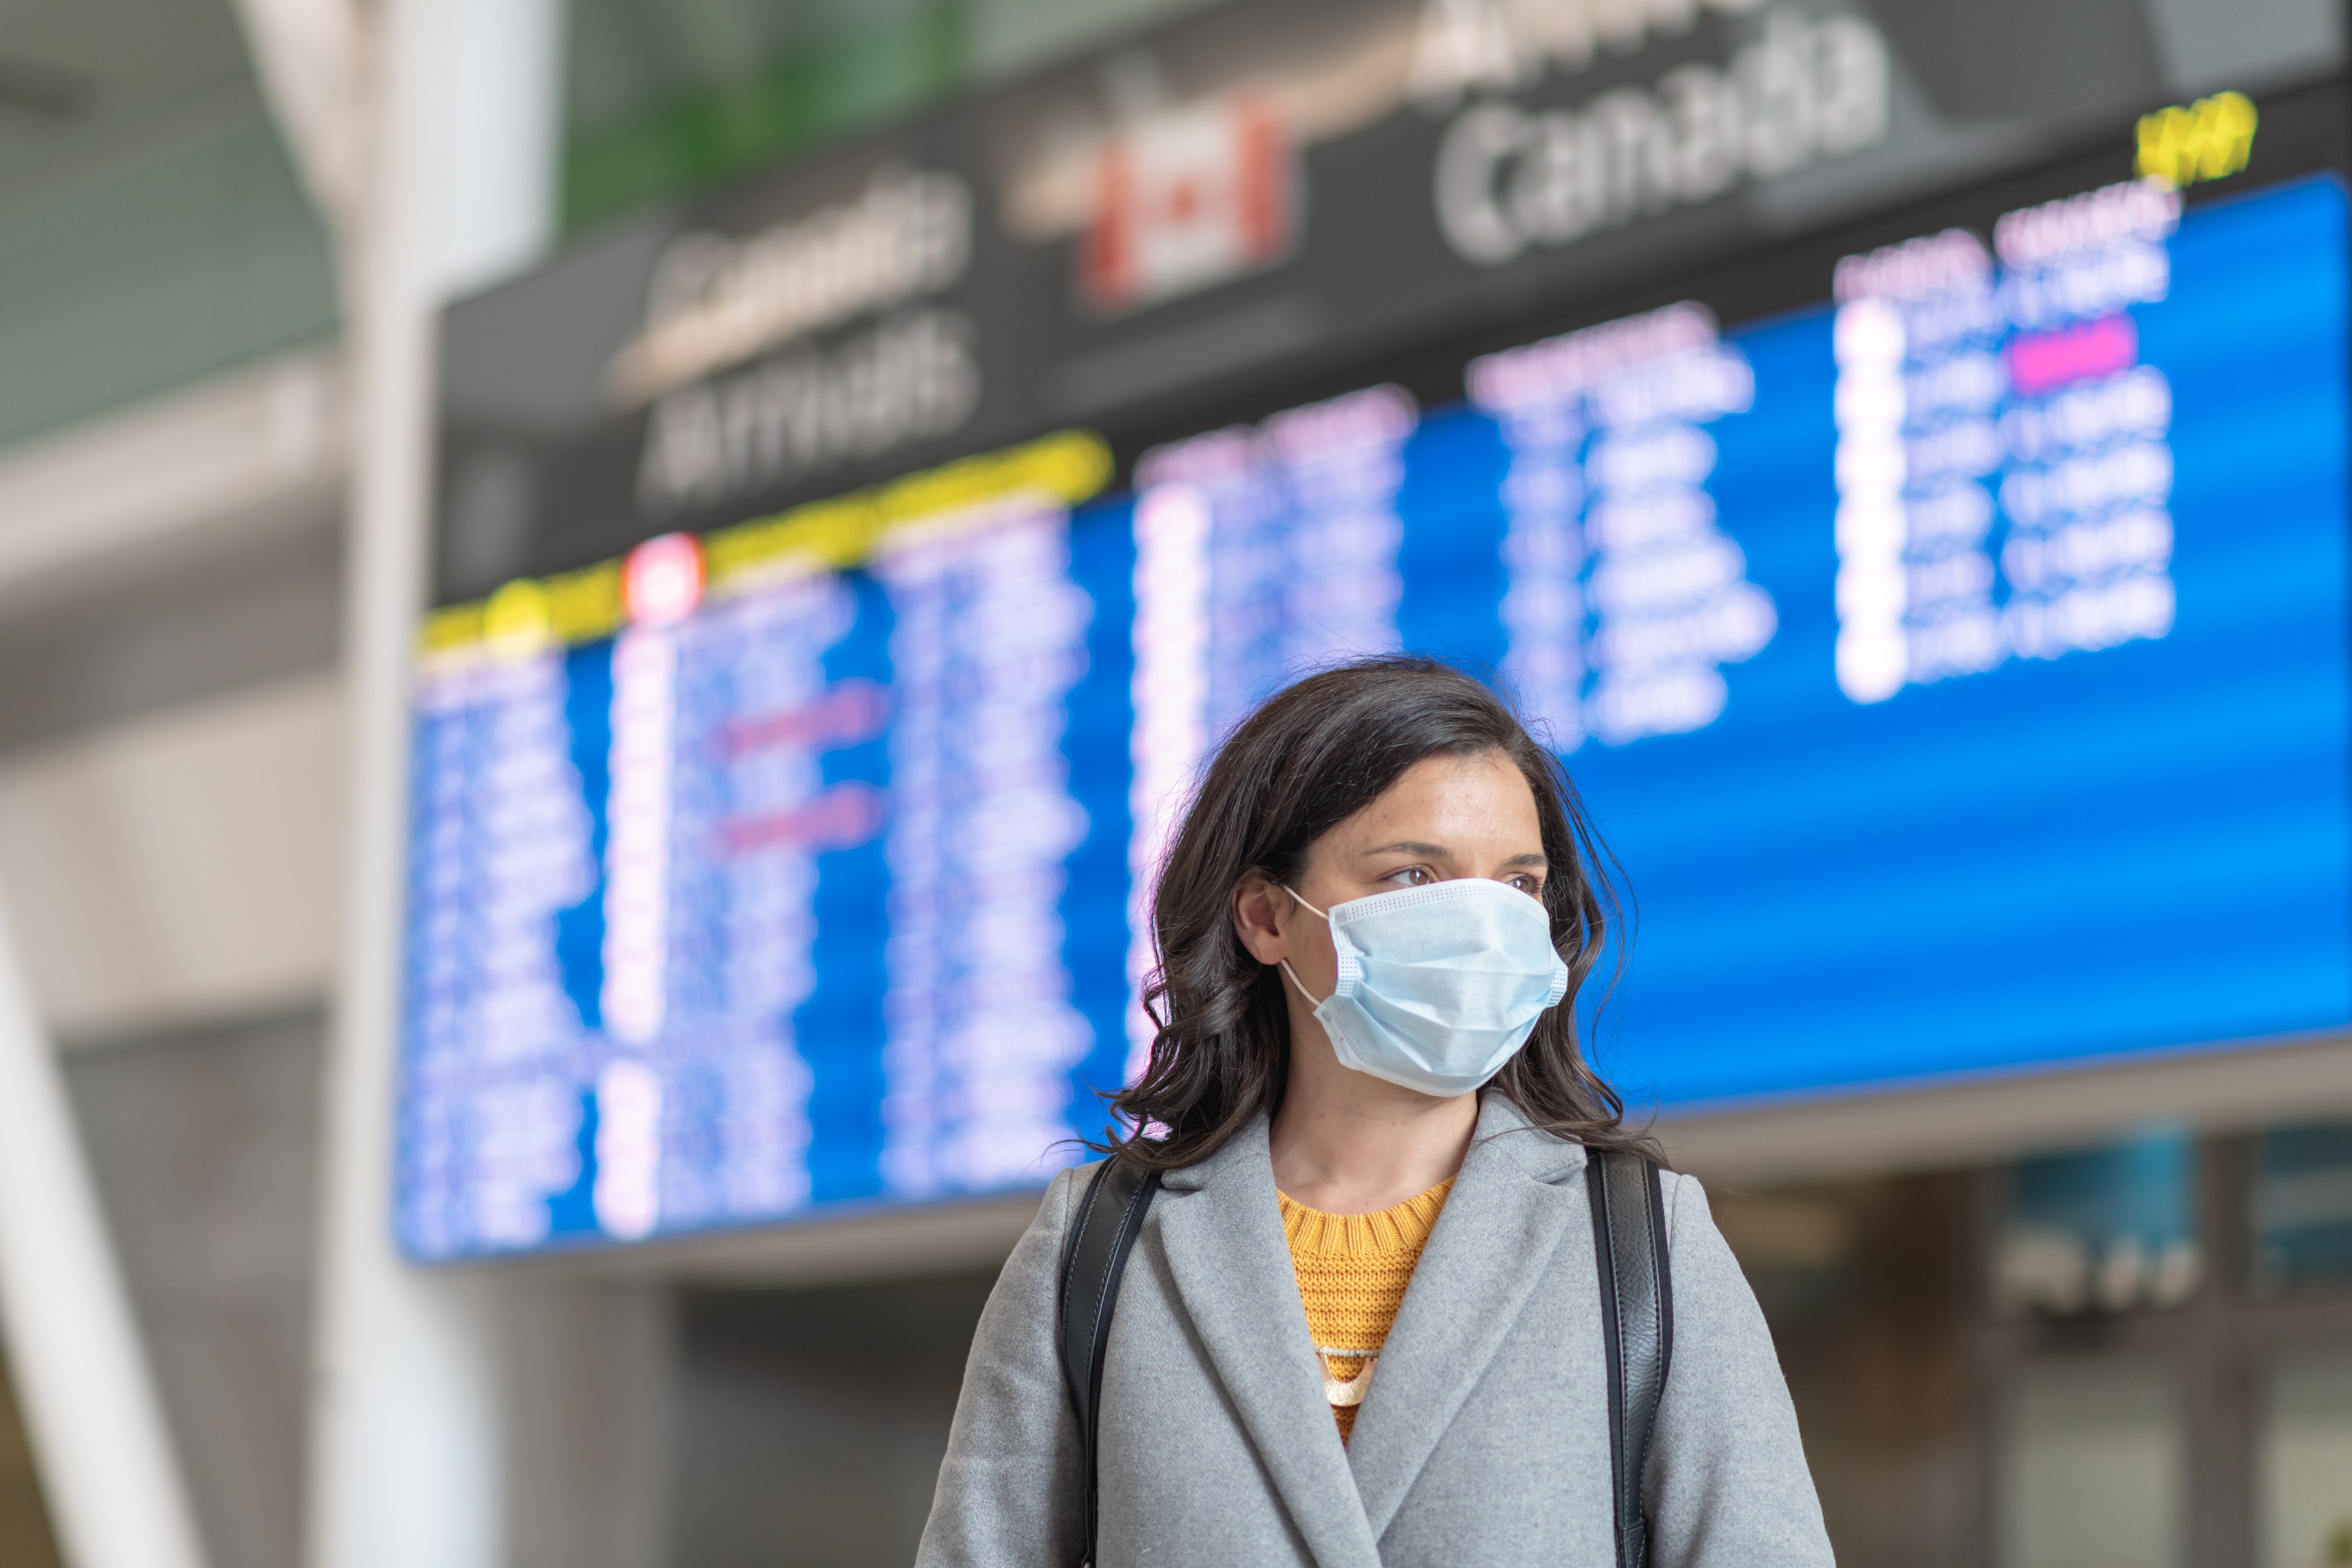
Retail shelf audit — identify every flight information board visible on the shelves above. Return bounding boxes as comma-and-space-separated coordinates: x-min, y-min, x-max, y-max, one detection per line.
399, 175, 2350, 1259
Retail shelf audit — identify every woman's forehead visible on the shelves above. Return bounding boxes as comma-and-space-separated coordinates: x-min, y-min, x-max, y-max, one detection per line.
1324, 753, 1541, 851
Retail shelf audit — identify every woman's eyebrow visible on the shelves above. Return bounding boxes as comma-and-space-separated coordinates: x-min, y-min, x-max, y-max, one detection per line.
1360, 840, 1453, 859
1359, 843, 1551, 867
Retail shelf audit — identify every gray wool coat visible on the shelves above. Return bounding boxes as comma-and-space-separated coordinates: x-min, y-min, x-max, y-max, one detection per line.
915, 1094, 1833, 1568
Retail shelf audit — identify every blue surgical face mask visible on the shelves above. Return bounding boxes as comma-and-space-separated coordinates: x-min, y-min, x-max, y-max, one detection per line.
1277, 878, 1571, 1098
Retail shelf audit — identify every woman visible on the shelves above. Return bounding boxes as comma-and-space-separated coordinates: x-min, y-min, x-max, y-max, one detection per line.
917, 658, 1830, 1568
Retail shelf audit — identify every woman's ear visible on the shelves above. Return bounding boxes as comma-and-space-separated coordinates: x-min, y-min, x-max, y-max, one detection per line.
1232, 875, 1289, 967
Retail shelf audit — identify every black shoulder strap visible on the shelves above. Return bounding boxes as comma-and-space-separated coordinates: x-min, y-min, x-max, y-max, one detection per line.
1586, 1149, 1675, 1568
1056, 1158, 1162, 1568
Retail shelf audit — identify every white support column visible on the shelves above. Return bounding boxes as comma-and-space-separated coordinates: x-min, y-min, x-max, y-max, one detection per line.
303, 1, 505, 1566
235, 0, 559, 303
0, 881, 209, 1568
420, 0, 564, 300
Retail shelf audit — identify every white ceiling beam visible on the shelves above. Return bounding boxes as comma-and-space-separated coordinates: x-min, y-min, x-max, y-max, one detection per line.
230, 0, 372, 238
0, 349, 345, 614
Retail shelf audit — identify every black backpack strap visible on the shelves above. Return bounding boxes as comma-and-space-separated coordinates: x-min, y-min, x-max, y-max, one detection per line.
1586, 1150, 1675, 1568
1056, 1158, 1162, 1568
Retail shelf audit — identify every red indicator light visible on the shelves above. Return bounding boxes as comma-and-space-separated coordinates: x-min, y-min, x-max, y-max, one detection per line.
624, 532, 704, 627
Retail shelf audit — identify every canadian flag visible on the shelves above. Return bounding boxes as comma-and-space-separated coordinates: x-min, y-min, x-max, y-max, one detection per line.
1080, 94, 1297, 315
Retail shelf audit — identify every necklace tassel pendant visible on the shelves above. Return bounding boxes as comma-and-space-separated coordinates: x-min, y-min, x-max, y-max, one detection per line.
1316, 1349, 1378, 1408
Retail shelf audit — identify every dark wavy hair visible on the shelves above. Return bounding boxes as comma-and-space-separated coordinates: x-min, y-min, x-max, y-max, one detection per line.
1101, 655, 1660, 1171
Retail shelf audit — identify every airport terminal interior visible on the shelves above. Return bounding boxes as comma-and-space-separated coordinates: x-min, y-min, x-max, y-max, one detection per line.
0, 0, 2347, 1566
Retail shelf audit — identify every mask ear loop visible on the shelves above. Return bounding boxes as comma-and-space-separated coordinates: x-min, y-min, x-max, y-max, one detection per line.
1277, 886, 1332, 1008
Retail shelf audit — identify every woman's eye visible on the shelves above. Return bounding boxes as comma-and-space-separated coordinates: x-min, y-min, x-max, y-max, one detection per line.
1510, 875, 1543, 896
1389, 866, 1432, 886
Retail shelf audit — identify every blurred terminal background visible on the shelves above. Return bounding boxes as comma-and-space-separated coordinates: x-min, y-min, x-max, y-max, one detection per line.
0, 1, 2348, 1567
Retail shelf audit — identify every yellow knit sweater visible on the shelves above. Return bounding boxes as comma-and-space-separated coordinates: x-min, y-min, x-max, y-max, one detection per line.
1277, 1178, 1455, 1442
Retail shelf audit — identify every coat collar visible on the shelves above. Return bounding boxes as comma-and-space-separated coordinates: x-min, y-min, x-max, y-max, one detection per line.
1153, 1114, 1387, 1568
1341, 1093, 1588, 1538
1155, 1096, 1591, 1553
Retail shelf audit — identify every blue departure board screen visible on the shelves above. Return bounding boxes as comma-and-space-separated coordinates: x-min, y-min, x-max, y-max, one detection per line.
399, 176, 2350, 1259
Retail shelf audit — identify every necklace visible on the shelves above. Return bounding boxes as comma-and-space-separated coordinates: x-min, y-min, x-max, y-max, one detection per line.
1313, 1346, 1380, 1408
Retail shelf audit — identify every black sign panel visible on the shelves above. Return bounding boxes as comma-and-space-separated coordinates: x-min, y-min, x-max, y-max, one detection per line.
434, 0, 2247, 604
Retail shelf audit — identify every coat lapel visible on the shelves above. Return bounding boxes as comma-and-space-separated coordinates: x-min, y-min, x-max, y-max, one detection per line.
1343, 1094, 1588, 1540
1155, 1115, 1387, 1568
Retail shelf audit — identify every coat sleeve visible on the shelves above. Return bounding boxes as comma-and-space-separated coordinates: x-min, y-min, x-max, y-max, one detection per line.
1643, 1172, 1836, 1568
914, 1163, 1089, 1568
